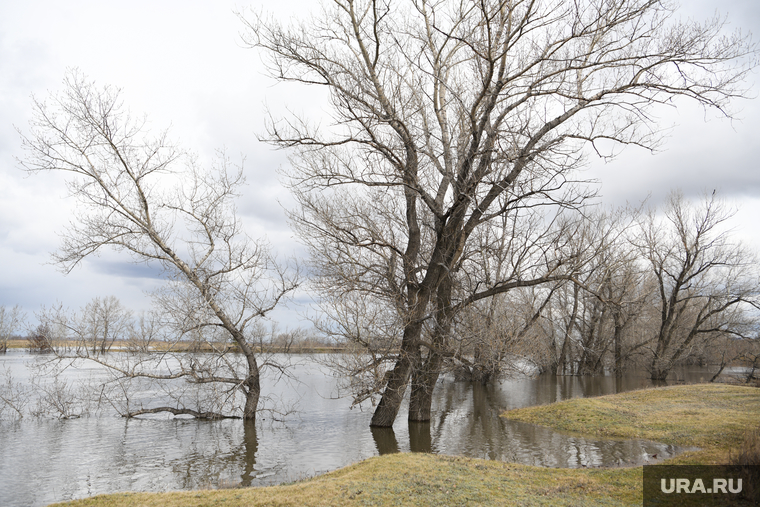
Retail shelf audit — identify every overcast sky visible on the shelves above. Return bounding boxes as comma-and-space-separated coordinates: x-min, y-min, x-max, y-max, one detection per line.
1, 0, 759, 330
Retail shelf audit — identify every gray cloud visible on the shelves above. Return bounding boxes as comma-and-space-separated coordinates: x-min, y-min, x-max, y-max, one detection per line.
89, 260, 166, 281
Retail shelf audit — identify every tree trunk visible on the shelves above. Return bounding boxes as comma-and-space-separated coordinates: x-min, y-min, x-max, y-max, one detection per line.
470, 364, 492, 384
243, 353, 261, 421
408, 278, 451, 421
649, 356, 670, 381
370, 326, 421, 427
408, 351, 443, 421
613, 317, 624, 377
556, 284, 579, 375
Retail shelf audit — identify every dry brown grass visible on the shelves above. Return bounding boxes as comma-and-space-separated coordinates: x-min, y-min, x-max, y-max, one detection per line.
729, 425, 760, 466
502, 383, 760, 464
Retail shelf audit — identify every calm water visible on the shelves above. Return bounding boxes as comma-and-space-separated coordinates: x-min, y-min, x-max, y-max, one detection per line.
0, 351, 712, 507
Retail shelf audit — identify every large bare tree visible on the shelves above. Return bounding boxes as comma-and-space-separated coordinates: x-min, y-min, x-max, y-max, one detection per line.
245, 0, 755, 426
635, 191, 759, 381
19, 72, 298, 421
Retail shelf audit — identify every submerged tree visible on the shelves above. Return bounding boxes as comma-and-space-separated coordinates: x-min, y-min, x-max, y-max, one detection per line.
545, 206, 651, 376
635, 191, 759, 381
83, 296, 133, 354
246, 0, 756, 426
0, 305, 24, 354
19, 72, 298, 421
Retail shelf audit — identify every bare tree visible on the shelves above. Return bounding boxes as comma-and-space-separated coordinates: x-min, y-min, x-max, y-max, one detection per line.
35, 297, 132, 355
0, 365, 29, 419
82, 296, 133, 354
549, 206, 652, 376
245, 0, 756, 426
126, 310, 165, 353
439, 206, 591, 385
0, 305, 24, 353
27, 323, 54, 353
19, 71, 298, 421
636, 191, 760, 381
453, 284, 556, 383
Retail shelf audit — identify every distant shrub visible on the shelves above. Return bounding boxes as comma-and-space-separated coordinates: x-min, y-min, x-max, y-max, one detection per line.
27, 324, 53, 353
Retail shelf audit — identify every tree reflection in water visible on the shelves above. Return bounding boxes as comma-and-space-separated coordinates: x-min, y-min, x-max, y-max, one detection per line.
408, 422, 432, 453
370, 426, 400, 455
240, 420, 259, 487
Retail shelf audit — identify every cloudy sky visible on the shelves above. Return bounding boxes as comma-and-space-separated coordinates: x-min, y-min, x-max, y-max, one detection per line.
1, 0, 759, 330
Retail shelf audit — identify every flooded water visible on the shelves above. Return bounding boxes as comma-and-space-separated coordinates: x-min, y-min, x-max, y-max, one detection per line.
0, 351, 712, 507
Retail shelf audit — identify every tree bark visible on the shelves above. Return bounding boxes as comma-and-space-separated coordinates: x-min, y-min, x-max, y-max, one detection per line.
408, 276, 452, 421
614, 319, 624, 378
243, 353, 261, 422
370, 323, 421, 427
649, 356, 670, 381
408, 351, 443, 422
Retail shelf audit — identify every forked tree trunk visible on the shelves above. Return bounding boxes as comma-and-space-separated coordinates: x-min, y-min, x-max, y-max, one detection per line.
370, 320, 423, 427
649, 356, 671, 382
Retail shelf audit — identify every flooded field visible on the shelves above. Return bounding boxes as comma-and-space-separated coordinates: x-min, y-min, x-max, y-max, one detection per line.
0, 351, 713, 506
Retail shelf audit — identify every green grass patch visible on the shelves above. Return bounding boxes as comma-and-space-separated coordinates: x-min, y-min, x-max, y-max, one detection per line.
48, 383, 760, 507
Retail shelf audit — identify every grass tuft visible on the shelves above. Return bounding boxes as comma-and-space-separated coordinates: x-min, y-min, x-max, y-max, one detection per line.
729, 425, 760, 466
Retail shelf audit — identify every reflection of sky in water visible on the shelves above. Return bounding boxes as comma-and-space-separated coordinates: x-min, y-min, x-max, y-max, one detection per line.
0, 352, 706, 507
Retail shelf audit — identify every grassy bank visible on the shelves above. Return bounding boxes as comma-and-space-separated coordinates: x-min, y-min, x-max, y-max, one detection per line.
502, 383, 760, 465
49, 384, 760, 507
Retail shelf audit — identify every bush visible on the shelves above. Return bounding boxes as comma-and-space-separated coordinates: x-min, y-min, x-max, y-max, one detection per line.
26, 324, 53, 353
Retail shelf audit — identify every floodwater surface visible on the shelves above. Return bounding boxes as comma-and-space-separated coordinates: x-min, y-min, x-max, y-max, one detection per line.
0, 352, 712, 507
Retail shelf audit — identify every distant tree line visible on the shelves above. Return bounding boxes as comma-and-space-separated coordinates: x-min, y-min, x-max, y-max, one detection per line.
448, 192, 760, 383
1, 299, 328, 356
0, 299, 328, 420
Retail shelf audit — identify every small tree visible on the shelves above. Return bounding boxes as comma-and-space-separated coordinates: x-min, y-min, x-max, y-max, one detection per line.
19, 71, 298, 421
83, 296, 133, 354
0, 305, 24, 353
27, 323, 53, 353
126, 310, 164, 353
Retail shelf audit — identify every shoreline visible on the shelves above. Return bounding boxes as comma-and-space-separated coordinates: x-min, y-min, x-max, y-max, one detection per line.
46, 383, 759, 506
